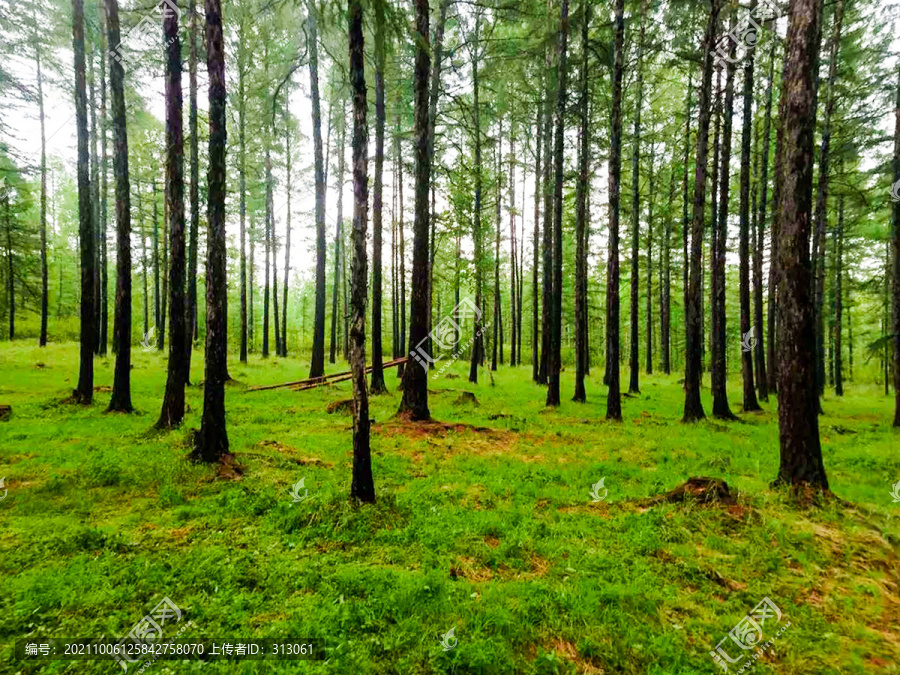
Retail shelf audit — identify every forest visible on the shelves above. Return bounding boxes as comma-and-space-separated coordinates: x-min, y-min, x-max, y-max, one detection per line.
1, 0, 900, 671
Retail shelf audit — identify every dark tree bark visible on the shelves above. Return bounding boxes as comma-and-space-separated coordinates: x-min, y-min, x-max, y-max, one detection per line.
573, 0, 589, 403
35, 14, 49, 347
628, 0, 648, 396
834, 194, 843, 396
773, 0, 828, 490
491, 121, 503, 372
73, 0, 95, 404
156, 0, 187, 429
330, 104, 346, 364
661, 150, 675, 374
739, 11, 761, 413
282, 102, 291, 358
812, 0, 844, 400
605, 0, 624, 420
681, 70, 693, 381
683, 0, 720, 422
270, 122, 280, 361
89, 40, 101, 355
348, 0, 374, 501
308, 3, 327, 379
238, 24, 247, 364
711, 41, 736, 421
159, 182, 168, 352
468, 14, 484, 385
398, 0, 432, 420
540, 49, 553, 387
892, 65, 900, 424
546, 0, 569, 408
645, 140, 655, 376
370, 0, 387, 394
263, 147, 271, 359
509, 133, 518, 368
105, 0, 131, 412
152, 176, 160, 341
755, 38, 775, 403
192, 0, 229, 462
185, 0, 200, 380
532, 106, 542, 383
98, 13, 108, 356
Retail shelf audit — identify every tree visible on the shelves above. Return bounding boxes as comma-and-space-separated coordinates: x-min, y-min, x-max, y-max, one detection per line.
105, 0, 131, 412
192, 0, 229, 462
330, 101, 346, 365
468, 11, 484, 385
238, 14, 248, 364
399, 0, 432, 420
308, 2, 327, 379
369, 0, 387, 394
573, 1, 589, 403
546, 0, 569, 408
348, 0, 374, 502
605, 0, 624, 420
773, 0, 828, 489
157, 0, 187, 429
33, 8, 48, 348
72, 0, 95, 405
532, 105, 542, 383
892, 64, 900, 426
683, 0, 721, 422
185, 0, 200, 381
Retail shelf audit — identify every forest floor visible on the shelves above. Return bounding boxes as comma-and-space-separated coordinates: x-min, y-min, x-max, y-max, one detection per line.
1, 342, 899, 674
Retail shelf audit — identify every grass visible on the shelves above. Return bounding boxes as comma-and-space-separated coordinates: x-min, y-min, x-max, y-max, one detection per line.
1, 341, 899, 674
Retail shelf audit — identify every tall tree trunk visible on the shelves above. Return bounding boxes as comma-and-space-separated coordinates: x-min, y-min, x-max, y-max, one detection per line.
834, 193, 843, 396
573, 0, 589, 403
263, 147, 271, 358
369, 0, 387, 393
681, 70, 694, 381
153, 177, 160, 339
89, 39, 101, 355
282, 103, 291, 357
308, 3, 327, 378
739, 9, 761, 413
5, 196, 14, 340
192, 0, 229, 462
492, 120, 503, 372
185, 0, 200, 379
661, 152, 675, 374
540, 50, 553, 387
683, 0, 720, 422
157, 0, 187, 428
398, 0, 432, 420
509, 133, 518, 368
271, 129, 280, 361
891, 64, 900, 424
348, 0, 374, 500
755, 38, 775, 402
645, 141, 655, 375
628, 0, 648, 396
468, 13, 484, 384
330, 103, 346, 364
773, 0, 828, 490
159, 180, 168, 351
398, 115, 406, 373
98, 11, 108, 356
532, 106, 542, 383
72, 0, 95, 404
812, 0, 844, 400
238, 28, 247, 364
546, 0, 569, 408
105, 0, 131, 412
605, 0, 624, 419
35, 18, 49, 347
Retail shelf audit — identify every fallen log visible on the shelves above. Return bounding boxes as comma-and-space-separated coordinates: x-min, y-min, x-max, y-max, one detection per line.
247, 357, 408, 392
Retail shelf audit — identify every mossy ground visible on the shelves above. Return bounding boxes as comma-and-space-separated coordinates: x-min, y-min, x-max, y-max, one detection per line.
1, 342, 899, 674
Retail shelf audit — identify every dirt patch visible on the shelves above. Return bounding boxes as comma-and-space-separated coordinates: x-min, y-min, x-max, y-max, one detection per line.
453, 392, 479, 406
326, 399, 354, 415
255, 440, 333, 467
633, 477, 737, 509
93, 385, 112, 393
375, 418, 502, 440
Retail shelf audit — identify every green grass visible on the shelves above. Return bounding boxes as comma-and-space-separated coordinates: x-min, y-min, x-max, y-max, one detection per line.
1, 341, 899, 674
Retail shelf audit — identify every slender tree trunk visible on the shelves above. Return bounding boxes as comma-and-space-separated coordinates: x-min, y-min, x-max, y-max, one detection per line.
628, 0, 648, 396
105, 0, 131, 412
739, 11, 761, 413
282, 104, 291, 357
509, 133, 518, 368
157, 0, 187, 428
532, 106, 542, 383
546, 0, 569, 407
192, 0, 229, 462
5, 197, 14, 340
250, 214, 255, 350
605, 0, 624, 419
683, 0, 720, 422
834, 194, 844, 396
370, 0, 387, 393
73, 0, 95, 404
573, 1, 590, 402
159, 180, 168, 351
468, 13, 484, 384
98, 13, 108, 356
540, 50, 553, 387
681, 70, 694, 381
89, 40, 101, 355
185, 0, 200, 379
330, 103, 346, 364
348, 0, 374, 500
238, 29, 247, 364
398, 115, 406, 373
891, 65, 900, 424
35, 22, 49, 347
308, 3, 327, 378
645, 141, 655, 375
773, 0, 828, 490
812, 0, 844, 401
153, 177, 160, 338
398, 0, 432, 420
755, 39, 775, 402
661, 153, 674, 374
492, 120, 503, 372
263, 148, 271, 358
